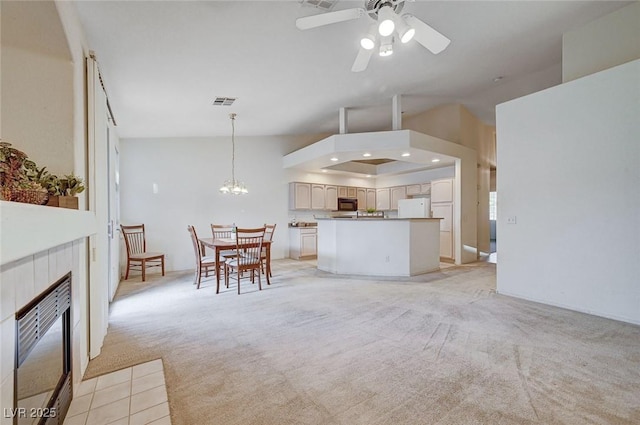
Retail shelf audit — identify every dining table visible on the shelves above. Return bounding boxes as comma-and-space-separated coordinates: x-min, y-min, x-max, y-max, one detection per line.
199, 237, 272, 293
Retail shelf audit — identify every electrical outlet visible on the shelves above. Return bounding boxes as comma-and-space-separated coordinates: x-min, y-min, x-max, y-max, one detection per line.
385, 255, 390, 262
507, 216, 517, 224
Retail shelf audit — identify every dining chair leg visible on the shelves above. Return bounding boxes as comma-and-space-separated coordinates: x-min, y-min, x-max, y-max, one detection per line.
223, 264, 229, 293
142, 260, 146, 282
237, 269, 241, 295
161, 257, 165, 276
257, 271, 262, 291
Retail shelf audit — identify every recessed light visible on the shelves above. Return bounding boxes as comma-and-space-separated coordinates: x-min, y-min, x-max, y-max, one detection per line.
366, 174, 372, 178
431, 158, 441, 163
321, 169, 328, 173
330, 157, 339, 162
401, 152, 411, 157
362, 153, 372, 157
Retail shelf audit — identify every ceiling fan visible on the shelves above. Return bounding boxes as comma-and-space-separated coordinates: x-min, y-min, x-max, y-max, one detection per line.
296, 0, 451, 72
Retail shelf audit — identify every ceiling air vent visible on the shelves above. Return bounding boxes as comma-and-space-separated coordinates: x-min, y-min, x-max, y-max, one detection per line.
212, 97, 236, 106
300, 0, 338, 11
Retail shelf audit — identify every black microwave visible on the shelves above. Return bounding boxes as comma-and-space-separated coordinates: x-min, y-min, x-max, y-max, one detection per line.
337, 198, 358, 211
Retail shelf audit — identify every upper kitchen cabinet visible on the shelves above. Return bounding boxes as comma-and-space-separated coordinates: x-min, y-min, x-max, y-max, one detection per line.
289, 182, 311, 210
356, 188, 366, 210
406, 184, 421, 196
325, 185, 338, 211
406, 183, 431, 197
431, 178, 454, 203
338, 186, 357, 198
311, 184, 326, 210
376, 188, 390, 210
366, 189, 376, 210
390, 186, 407, 210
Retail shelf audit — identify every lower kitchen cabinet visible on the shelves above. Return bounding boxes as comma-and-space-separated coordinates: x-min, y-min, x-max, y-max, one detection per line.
289, 227, 317, 259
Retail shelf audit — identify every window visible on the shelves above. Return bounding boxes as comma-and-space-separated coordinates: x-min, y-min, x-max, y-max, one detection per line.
489, 191, 497, 220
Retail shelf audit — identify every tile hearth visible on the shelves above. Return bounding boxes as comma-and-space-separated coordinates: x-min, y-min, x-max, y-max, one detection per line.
63, 359, 171, 425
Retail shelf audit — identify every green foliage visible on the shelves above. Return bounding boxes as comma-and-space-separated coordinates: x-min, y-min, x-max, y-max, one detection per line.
0, 140, 85, 198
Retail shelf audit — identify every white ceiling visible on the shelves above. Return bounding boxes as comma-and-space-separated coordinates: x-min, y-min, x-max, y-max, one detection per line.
72, 0, 630, 139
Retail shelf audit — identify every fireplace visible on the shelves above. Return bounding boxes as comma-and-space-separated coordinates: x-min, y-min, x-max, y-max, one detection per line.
13, 273, 72, 425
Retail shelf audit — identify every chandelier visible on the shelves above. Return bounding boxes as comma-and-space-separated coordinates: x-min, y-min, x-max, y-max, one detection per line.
219, 113, 248, 195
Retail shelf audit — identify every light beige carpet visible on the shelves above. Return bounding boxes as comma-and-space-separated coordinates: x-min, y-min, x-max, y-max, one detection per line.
83, 260, 640, 424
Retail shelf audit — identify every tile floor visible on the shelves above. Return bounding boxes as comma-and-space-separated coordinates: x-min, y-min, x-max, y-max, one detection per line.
63, 359, 171, 425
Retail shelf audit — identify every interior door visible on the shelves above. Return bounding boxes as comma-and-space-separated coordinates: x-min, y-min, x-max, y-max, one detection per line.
87, 56, 110, 359
107, 124, 120, 301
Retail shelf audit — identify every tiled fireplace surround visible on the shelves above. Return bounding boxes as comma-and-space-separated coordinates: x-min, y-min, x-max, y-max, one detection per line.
1, 201, 96, 425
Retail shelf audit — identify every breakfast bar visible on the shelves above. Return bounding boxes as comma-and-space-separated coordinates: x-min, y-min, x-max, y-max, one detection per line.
316, 217, 442, 277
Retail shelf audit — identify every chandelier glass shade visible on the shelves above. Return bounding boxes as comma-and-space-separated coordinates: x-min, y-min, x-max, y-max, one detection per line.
219, 113, 248, 195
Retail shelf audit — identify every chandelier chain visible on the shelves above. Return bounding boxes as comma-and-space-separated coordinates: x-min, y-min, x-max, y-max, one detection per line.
230, 113, 236, 183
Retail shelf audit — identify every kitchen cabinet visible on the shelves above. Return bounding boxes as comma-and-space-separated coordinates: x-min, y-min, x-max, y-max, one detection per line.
376, 188, 390, 210
431, 178, 454, 203
406, 184, 421, 196
311, 184, 326, 210
325, 185, 338, 211
390, 186, 407, 210
431, 178, 454, 260
420, 183, 431, 195
356, 188, 366, 210
366, 189, 376, 210
289, 182, 311, 210
289, 227, 317, 259
431, 203, 453, 259
338, 186, 357, 198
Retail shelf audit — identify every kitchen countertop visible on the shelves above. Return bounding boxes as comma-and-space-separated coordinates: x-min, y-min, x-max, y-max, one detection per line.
288, 222, 317, 227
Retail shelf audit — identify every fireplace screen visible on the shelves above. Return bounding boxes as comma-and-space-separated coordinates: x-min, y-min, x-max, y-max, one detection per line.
14, 273, 72, 425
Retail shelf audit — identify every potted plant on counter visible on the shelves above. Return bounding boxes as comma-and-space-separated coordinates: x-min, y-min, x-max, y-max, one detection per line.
1, 140, 85, 208
0, 142, 49, 204
44, 173, 85, 209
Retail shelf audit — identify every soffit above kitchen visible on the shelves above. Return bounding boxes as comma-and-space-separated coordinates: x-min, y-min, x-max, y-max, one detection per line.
283, 130, 456, 177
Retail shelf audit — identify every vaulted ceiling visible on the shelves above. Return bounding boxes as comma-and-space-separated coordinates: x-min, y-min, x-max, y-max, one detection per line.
72, 1, 630, 138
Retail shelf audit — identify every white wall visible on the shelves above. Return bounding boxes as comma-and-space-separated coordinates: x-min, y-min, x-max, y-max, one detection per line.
562, 2, 640, 83
0, 3, 74, 177
496, 59, 640, 324
119, 135, 322, 272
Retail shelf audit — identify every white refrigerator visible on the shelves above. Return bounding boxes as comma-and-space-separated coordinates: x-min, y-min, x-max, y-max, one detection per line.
397, 198, 431, 218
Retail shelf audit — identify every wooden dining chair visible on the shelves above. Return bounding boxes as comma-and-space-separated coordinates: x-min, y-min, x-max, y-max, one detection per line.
224, 227, 266, 294
187, 225, 218, 289
211, 224, 239, 261
261, 223, 276, 279
121, 224, 165, 281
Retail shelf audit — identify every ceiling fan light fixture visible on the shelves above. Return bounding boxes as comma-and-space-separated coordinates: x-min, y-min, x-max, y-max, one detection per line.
377, 5, 395, 36
360, 24, 377, 50
379, 36, 393, 57
360, 35, 375, 50
395, 17, 415, 43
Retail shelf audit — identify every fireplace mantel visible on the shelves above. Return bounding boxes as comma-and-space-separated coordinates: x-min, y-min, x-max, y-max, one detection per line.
0, 200, 97, 266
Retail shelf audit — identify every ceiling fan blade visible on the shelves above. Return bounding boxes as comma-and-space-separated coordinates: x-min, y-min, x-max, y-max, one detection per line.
351, 47, 373, 72
403, 14, 450, 54
296, 8, 365, 30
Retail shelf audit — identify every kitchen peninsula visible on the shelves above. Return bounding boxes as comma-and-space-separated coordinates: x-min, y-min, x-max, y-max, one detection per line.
316, 217, 442, 277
